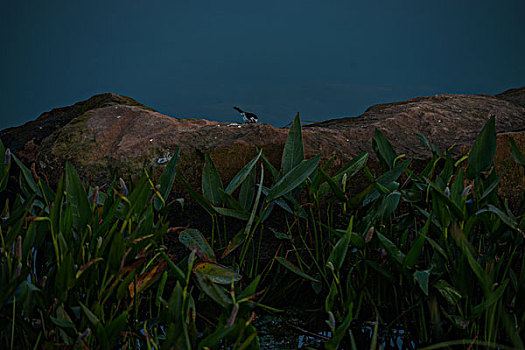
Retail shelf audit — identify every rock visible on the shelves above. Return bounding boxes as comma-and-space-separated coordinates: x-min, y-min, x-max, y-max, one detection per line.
1, 88, 525, 202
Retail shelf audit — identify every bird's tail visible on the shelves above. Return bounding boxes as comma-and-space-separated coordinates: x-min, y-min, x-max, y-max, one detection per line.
233, 106, 244, 113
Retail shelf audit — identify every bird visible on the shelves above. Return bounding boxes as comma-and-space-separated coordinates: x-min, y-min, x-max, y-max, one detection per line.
233, 106, 258, 124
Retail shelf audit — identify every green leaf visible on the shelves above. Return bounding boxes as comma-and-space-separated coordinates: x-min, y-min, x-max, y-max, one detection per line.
80, 301, 100, 326
193, 262, 242, 284
434, 280, 463, 305
476, 204, 518, 230
404, 217, 430, 269
275, 257, 319, 282
202, 153, 224, 206
221, 229, 246, 258
195, 273, 231, 307
266, 155, 321, 202
429, 181, 465, 221
319, 167, 347, 201
327, 232, 350, 272
509, 137, 525, 169
414, 269, 430, 296
376, 190, 401, 219
213, 206, 251, 221
377, 232, 406, 265
225, 149, 262, 194
372, 128, 397, 170
415, 133, 442, 155
466, 116, 496, 179
13, 154, 40, 195
238, 275, 261, 300
472, 279, 509, 316
154, 148, 179, 210
179, 228, 216, 262
282, 112, 304, 174
238, 165, 256, 210
176, 172, 214, 216
65, 162, 91, 229
318, 152, 368, 198
363, 160, 409, 206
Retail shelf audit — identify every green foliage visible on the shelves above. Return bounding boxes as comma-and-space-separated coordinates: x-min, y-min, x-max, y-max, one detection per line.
1, 113, 524, 348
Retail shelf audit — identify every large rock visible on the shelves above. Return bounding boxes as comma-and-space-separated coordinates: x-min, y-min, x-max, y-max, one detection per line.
1, 88, 524, 202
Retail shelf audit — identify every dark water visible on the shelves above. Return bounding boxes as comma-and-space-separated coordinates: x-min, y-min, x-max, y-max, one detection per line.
2, 1, 525, 129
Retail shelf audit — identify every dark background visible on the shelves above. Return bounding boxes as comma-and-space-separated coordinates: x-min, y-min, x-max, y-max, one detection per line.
1, 0, 524, 129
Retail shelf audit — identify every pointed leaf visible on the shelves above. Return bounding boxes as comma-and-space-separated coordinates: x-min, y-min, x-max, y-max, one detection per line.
509, 137, 525, 168
282, 112, 304, 174
377, 232, 406, 265
65, 162, 91, 229
372, 128, 397, 170
414, 269, 430, 296
266, 155, 321, 202
154, 148, 179, 210
275, 256, 319, 282
225, 149, 262, 194
466, 116, 496, 179
202, 153, 224, 206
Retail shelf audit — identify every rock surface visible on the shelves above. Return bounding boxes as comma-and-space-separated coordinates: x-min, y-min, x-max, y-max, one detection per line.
1, 88, 524, 202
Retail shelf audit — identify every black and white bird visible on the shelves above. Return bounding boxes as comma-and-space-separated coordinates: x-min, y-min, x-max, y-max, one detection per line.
233, 106, 258, 124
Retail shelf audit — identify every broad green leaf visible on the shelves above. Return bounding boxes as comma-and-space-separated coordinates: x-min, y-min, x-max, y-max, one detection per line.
193, 262, 242, 284
13, 154, 40, 195
65, 162, 91, 229
429, 181, 465, 221
269, 227, 292, 240
154, 148, 179, 210
202, 153, 224, 206
466, 116, 496, 179
414, 269, 430, 296
377, 190, 401, 219
282, 112, 304, 174
198, 326, 235, 349
363, 160, 409, 206
195, 273, 231, 307
377, 232, 406, 265
218, 188, 245, 211
261, 152, 281, 182
179, 228, 216, 262
238, 275, 261, 300
56, 252, 76, 301
238, 165, 256, 210
318, 152, 368, 198
319, 167, 346, 201
327, 232, 350, 272
266, 155, 321, 202
106, 312, 128, 346
509, 137, 525, 168
225, 149, 262, 194
275, 256, 319, 282
372, 128, 397, 170
80, 301, 100, 326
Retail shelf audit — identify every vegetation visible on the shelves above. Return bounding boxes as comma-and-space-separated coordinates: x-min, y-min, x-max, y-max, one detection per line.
0, 114, 524, 349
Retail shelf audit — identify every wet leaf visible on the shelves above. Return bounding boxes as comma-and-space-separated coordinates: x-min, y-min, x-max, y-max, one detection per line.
179, 228, 216, 262
193, 262, 241, 284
